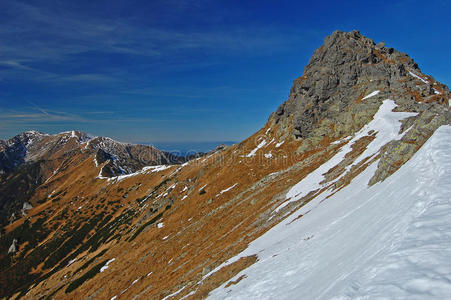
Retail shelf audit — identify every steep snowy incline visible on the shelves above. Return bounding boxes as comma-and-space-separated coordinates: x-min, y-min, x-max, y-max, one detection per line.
276, 99, 417, 212
208, 125, 451, 300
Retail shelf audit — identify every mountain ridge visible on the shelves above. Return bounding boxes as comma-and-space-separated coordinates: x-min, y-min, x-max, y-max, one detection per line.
1, 30, 450, 299
0, 130, 186, 175
267, 29, 450, 184
0, 130, 188, 229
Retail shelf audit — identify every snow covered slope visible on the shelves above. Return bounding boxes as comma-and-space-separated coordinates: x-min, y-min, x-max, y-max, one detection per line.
209, 125, 451, 300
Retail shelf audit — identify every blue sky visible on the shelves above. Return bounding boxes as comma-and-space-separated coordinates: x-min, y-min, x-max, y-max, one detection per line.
1, 0, 450, 143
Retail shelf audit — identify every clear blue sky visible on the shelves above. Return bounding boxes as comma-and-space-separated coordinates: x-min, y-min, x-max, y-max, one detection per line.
1, 0, 450, 143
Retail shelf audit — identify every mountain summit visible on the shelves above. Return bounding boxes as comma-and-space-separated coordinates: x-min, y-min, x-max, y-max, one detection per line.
273, 30, 449, 137
1, 31, 451, 299
269, 30, 450, 184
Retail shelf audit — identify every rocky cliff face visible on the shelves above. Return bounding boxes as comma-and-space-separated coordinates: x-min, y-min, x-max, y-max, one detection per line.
0, 131, 43, 174
272, 30, 449, 138
0, 31, 450, 300
270, 30, 450, 184
87, 136, 183, 177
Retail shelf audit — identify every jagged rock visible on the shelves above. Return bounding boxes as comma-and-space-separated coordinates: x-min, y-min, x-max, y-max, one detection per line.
8, 238, 17, 254
22, 202, 33, 210
268, 30, 450, 184
21, 202, 33, 217
375, 41, 385, 49
270, 30, 449, 139
9, 213, 16, 224
95, 148, 123, 177
369, 107, 451, 184
211, 144, 227, 153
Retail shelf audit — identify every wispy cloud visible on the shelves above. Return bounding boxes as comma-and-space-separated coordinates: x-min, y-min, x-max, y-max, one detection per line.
0, 0, 319, 141
0, 107, 85, 123
0, 0, 310, 83
0, 60, 36, 71
27, 101, 49, 116
0, 103, 214, 126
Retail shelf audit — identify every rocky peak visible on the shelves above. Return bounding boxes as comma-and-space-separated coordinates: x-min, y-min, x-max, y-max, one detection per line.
306, 30, 418, 75
56, 130, 92, 143
271, 30, 450, 139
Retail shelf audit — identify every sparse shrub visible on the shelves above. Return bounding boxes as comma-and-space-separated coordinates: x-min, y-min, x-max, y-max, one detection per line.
65, 259, 108, 293
128, 212, 163, 242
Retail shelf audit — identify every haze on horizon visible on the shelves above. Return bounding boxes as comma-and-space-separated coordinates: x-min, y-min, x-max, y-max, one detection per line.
1, 0, 450, 143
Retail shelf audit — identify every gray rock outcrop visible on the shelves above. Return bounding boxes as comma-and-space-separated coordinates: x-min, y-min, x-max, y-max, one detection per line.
269, 30, 451, 184
8, 238, 17, 254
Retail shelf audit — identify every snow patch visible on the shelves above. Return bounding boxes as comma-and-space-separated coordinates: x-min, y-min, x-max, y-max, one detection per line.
247, 140, 267, 157
409, 71, 429, 84
96, 166, 106, 180
331, 136, 352, 145
48, 190, 56, 198
216, 183, 238, 197
362, 90, 380, 100
275, 141, 284, 148
97, 164, 172, 182
67, 258, 77, 266
83, 141, 90, 150
100, 258, 115, 273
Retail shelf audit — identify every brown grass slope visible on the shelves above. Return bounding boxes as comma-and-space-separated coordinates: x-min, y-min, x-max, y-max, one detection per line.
1, 30, 451, 299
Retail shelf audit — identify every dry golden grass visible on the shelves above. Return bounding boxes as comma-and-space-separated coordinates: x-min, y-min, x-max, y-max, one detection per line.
10, 104, 432, 299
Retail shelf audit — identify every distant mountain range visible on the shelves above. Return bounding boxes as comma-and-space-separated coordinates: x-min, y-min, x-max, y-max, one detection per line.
0, 130, 188, 228
144, 141, 236, 156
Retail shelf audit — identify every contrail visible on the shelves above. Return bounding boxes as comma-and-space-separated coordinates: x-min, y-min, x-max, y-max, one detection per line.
28, 101, 49, 115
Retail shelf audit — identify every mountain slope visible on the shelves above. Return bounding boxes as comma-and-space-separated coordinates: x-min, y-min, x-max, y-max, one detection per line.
0, 130, 184, 228
1, 30, 450, 299
0, 130, 183, 177
208, 125, 451, 300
